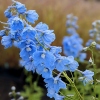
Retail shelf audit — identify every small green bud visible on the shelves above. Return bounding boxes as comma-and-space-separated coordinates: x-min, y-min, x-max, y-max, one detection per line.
11, 86, 16, 91
83, 47, 89, 51
90, 41, 96, 48
89, 57, 93, 64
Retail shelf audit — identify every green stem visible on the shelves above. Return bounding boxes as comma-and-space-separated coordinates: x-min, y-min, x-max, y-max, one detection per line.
90, 50, 96, 98
12, 90, 16, 100
35, 75, 40, 86
62, 72, 84, 100
35, 37, 48, 51
59, 91, 73, 100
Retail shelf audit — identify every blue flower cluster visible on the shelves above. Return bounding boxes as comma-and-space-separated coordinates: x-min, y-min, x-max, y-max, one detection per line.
78, 70, 94, 85
86, 20, 100, 49
0, 1, 80, 99
62, 14, 86, 62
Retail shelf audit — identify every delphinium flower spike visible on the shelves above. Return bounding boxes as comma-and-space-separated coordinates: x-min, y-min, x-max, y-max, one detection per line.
0, 1, 90, 100
62, 14, 87, 62
86, 20, 100, 49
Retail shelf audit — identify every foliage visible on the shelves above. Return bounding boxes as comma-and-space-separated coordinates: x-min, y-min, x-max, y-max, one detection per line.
21, 70, 43, 100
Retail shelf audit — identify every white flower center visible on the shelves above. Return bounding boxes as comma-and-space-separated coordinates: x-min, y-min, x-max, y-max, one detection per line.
57, 59, 61, 63
26, 40, 31, 44
54, 79, 58, 84
41, 53, 45, 59
26, 47, 31, 51
15, 20, 19, 23
27, 29, 31, 32
43, 68, 48, 72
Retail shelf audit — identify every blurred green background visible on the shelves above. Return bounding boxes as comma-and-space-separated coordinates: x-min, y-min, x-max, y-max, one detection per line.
0, 0, 100, 67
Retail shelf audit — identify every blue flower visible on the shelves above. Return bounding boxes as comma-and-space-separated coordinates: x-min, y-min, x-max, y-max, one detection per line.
42, 68, 52, 79
21, 26, 37, 40
79, 53, 86, 62
79, 70, 94, 85
34, 23, 55, 45
47, 88, 64, 100
15, 2, 27, 14
35, 22, 49, 31
33, 51, 56, 70
24, 60, 35, 72
25, 10, 39, 24
36, 64, 52, 78
1, 35, 13, 49
54, 93, 64, 100
54, 56, 70, 72
10, 17, 24, 31
25, 61, 35, 72
4, 6, 12, 18
41, 30, 55, 44
49, 46, 62, 56
10, 31, 21, 40
19, 59, 26, 67
44, 75, 66, 93
96, 43, 100, 50
20, 44, 36, 60
19, 57, 36, 72
17, 39, 35, 49
47, 87, 55, 98
65, 56, 79, 72
0, 30, 6, 36
7, 15, 17, 24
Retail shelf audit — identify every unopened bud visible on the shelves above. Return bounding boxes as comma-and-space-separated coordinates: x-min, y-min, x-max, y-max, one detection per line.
91, 41, 96, 47
16, 92, 20, 95
11, 99, 15, 100
79, 77, 84, 81
96, 79, 100, 83
18, 96, 24, 100
83, 47, 89, 51
89, 57, 93, 64
92, 21, 96, 28
8, 92, 12, 96
11, 86, 16, 91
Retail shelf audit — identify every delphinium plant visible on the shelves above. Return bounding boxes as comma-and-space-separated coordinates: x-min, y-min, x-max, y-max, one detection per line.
0, 0, 99, 100
62, 14, 100, 100
62, 14, 95, 99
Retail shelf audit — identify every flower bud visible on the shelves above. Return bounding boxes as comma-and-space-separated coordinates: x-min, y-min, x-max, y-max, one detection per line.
83, 47, 89, 51
89, 57, 93, 64
8, 92, 12, 96
11, 86, 16, 91
91, 41, 96, 47
16, 92, 20, 95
